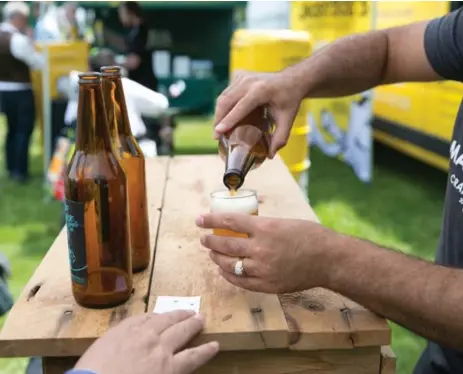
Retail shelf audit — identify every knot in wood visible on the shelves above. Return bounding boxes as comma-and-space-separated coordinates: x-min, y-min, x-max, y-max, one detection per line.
302, 299, 325, 311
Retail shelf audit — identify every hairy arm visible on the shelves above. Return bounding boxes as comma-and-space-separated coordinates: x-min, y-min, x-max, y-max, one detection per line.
284, 21, 441, 100
284, 7, 463, 99
325, 233, 463, 349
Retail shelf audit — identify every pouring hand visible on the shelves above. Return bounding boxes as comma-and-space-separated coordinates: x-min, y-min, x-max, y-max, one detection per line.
213, 70, 303, 157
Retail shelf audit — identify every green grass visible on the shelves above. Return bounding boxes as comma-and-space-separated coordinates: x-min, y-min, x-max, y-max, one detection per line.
0, 115, 447, 374
174, 115, 218, 155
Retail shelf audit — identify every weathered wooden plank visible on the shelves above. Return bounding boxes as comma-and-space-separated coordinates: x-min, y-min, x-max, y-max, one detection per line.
380, 346, 397, 374
41, 347, 383, 374
0, 158, 170, 358
147, 156, 290, 351
339, 296, 391, 348
196, 347, 381, 374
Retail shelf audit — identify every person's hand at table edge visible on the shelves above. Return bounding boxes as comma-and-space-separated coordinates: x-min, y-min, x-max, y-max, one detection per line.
68, 310, 219, 374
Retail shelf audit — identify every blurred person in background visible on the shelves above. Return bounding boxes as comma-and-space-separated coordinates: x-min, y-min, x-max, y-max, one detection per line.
0, 2, 43, 183
117, 1, 157, 91
60, 2, 84, 41
117, 1, 176, 155
203, 7, 463, 374
34, 2, 84, 42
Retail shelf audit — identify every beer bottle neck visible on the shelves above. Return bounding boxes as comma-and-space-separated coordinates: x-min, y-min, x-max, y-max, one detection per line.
75, 82, 113, 152
102, 76, 133, 138
223, 144, 255, 190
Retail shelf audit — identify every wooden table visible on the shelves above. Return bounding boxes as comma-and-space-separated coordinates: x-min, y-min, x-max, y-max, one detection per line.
0, 155, 396, 374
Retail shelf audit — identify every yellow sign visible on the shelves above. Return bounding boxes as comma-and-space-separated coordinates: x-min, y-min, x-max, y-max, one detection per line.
31, 41, 89, 156
291, 1, 374, 182
34, 41, 89, 100
292, 1, 370, 39
373, 1, 460, 171
375, 1, 448, 29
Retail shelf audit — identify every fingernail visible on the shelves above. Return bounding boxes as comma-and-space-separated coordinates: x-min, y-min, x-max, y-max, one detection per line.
194, 313, 205, 322
196, 216, 204, 227
200, 235, 206, 245
209, 341, 220, 351
215, 123, 227, 132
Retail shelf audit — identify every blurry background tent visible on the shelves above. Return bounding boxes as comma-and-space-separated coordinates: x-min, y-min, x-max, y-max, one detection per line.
15, 0, 246, 178
78, 1, 246, 114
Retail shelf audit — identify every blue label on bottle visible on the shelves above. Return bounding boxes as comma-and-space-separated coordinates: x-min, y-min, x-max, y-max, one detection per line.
64, 199, 87, 285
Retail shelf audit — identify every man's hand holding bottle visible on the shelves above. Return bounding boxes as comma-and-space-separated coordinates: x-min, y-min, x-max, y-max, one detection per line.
213, 70, 304, 158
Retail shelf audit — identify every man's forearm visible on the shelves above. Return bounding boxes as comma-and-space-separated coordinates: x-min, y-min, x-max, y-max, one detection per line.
324, 232, 463, 349
285, 31, 389, 99
283, 21, 439, 99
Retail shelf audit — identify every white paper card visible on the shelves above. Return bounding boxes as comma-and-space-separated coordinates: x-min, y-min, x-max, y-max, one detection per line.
153, 296, 201, 314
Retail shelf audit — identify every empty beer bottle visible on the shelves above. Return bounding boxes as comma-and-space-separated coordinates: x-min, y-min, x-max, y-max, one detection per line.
101, 66, 150, 273
218, 107, 271, 191
64, 72, 132, 309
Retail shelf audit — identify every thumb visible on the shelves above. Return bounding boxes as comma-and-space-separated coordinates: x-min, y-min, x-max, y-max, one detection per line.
269, 110, 296, 158
196, 212, 255, 235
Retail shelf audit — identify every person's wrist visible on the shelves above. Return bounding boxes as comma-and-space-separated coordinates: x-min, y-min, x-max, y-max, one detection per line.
323, 231, 360, 292
278, 64, 310, 103
315, 226, 349, 290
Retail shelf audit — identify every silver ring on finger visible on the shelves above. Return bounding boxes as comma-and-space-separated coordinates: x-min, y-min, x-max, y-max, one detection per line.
233, 258, 245, 277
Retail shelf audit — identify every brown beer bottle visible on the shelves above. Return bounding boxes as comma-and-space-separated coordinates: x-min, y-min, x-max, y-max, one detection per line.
64, 72, 132, 309
218, 107, 271, 190
100, 66, 150, 273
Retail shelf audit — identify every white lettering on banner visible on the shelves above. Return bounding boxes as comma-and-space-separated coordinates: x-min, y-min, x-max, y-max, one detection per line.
450, 140, 463, 167
448, 140, 463, 208
450, 174, 463, 195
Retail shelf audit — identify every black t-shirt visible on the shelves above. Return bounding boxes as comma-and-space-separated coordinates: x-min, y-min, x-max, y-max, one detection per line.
414, 7, 463, 374
125, 23, 157, 90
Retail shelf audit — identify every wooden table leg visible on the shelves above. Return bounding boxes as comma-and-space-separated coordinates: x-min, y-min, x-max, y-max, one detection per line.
42, 357, 78, 374
380, 346, 397, 374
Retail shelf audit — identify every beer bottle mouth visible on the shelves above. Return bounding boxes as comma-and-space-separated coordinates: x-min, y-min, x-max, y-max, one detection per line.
78, 72, 101, 84
100, 66, 122, 77
223, 169, 244, 190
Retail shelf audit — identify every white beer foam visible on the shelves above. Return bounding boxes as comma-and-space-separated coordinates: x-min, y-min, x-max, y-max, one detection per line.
211, 190, 258, 214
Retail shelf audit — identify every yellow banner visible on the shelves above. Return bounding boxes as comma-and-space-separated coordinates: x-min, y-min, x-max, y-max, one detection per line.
31, 41, 89, 157
291, 1, 374, 182
375, 1, 448, 29
374, 1, 460, 148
